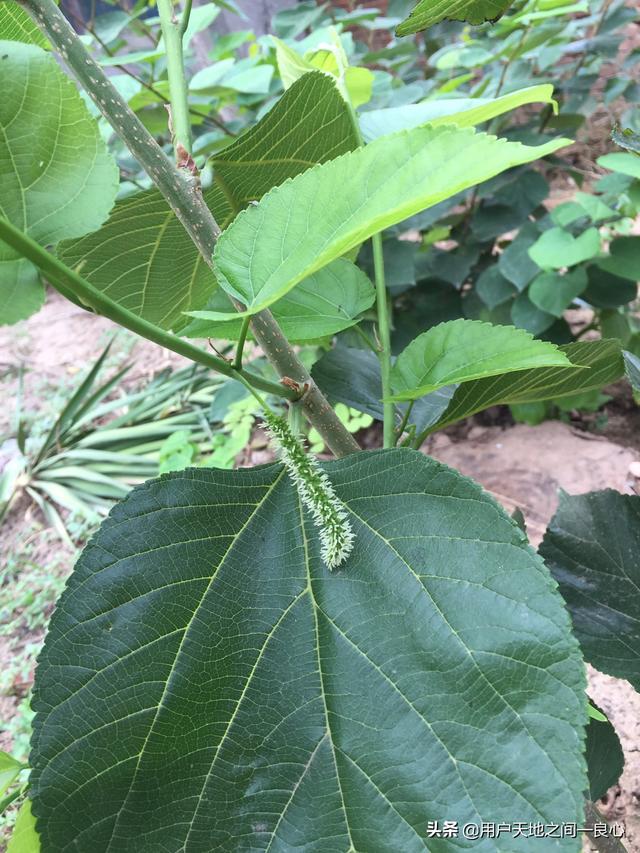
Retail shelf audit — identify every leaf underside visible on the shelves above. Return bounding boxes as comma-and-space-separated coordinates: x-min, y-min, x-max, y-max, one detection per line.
58, 71, 357, 331
184, 258, 375, 343
396, 0, 514, 36
31, 451, 586, 851
0, 2, 49, 47
426, 339, 624, 435
359, 85, 556, 142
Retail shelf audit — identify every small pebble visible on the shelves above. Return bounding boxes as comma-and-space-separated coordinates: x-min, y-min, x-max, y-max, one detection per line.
629, 461, 640, 478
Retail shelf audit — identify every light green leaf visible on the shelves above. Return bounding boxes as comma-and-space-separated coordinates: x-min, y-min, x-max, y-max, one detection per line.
31, 452, 586, 850
343, 66, 374, 110
427, 339, 623, 435
217, 61, 274, 95
360, 84, 557, 141
7, 799, 39, 853
0, 41, 118, 325
597, 151, 640, 179
573, 192, 616, 223
186, 258, 374, 342
528, 268, 588, 317
58, 72, 357, 330
213, 126, 569, 315
180, 3, 220, 47
587, 703, 607, 723
0, 2, 48, 47
273, 34, 373, 109
540, 489, 640, 693
397, 0, 513, 35
272, 36, 315, 88
189, 58, 235, 91
528, 227, 601, 270
389, 319, 571, 401
0, 259, 45, 326
98, 48, 165, 66
0, 751, 23, 799
191, 59, 274, 95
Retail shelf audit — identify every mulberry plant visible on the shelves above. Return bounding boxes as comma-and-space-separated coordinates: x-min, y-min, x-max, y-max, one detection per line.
0, 0, 635, 850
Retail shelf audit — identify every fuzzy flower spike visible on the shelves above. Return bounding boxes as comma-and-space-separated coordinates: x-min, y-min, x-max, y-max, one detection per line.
265, 412, 355, 570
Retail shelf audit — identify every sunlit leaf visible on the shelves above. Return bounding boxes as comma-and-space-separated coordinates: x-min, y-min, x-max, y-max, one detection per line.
185, 259, 374, 342
360, 85, 556, 141
389, 319, 571, 400
6, 799, 40, 853
58, 72, 357, 330
0, 751, 23, 799
213, 126, 569, 315
528, 227, 601, 270
540, 489, 640, 692
0, 1, 48, 47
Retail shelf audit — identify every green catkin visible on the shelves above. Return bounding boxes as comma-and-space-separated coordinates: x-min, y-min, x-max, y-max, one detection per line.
264, 412, 355, 570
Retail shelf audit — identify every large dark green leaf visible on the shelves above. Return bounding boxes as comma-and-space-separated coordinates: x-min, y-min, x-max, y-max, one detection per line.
498, 222, 541, 291
32, 452, 586, 850
540, 489, 640, 692
397, 0, 513, 35
425, 339, 623, 435
58, 71, 357, 330
0, 41, 119, 325
583, 266, 637, 309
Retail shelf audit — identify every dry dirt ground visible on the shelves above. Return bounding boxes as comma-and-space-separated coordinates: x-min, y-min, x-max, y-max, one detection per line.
1, 291, 639, 849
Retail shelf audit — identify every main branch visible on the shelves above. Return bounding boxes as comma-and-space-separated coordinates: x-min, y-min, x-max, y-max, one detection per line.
0, 218, 296, 401
18, 0, 359, 457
